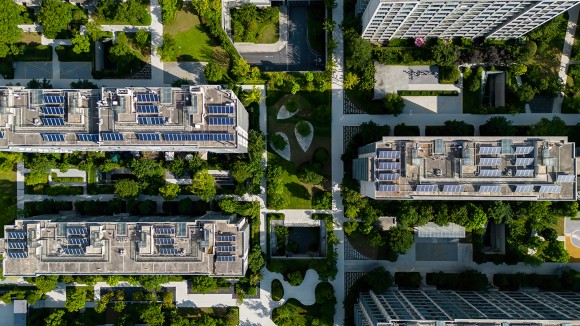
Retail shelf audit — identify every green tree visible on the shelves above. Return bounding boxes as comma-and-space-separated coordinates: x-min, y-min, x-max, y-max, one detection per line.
465, 203, 488, 230
159, 0, 179, 24
71, 32, 90, 54
442, 120, 473, 136
159, 183, 181, 200
204, 60, 225, 83
248, 246, 265, 274
135, 29, 150, 46
242, 86, 264, 106
44, 310, 66, 326
432, 39, 457, 66
128, 158, 163, 178
481, 116, 515, 136
343, 72, 360, 90
296, 121, 311, 137
364, 267, 393, 293
114, 179, 140, 199
166, 157, 186, 177
231, 160, 253, 183
387, 226, 414, 254
270, 134, 287, 151
70, 80, 98, 89
343, 221, 358, 235
529, 117, 568, 136
38, 0, 74, 38
197, 314, 218, 326
161, 291, 175, 309
518, 83, 536, 103
0, 0, 23, 56
190, 275, 218, 294
86, 21, 105, 42
158, 33, 177, 61
65, 287, 87, 312
109, 32, 134, 66
95, 292, 114, 313
231, 57, 250, 80
189, 170, 216, 201
383, 93, 404, 115
140, 303, 165, 326
27, 275, 58, 294
510, 63, 527, 76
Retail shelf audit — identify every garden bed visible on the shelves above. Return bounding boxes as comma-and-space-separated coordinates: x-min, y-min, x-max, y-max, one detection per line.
55, 45, 94, 62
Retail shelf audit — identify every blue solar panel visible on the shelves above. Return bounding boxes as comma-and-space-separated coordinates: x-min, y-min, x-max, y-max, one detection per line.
155, 227, 175, 235
8, 241, 26, 249
7, 231, 26, 239
138, 116, 165, 125
42, 134, 65, 142
155, 238, 175, 245
217, 235, 236, 242
77, 134, 99, 142
136, 133, 160, 141
63, 247, 85, 255
208, 105, 235, 114
216, 255, 236, 262
7, 251, 28, 259
43, 95, 65, 103
68, 237, 89, 245
41, 118, 65, 126
136, 93, 159, 102
163, 133, 234, 142
207, 117, 235, 126
136, 105, 159, 113
378, 151, 400, 159
101, 133, 123, 141
159, 248, 180, 255
216, 245, 236, 252
67, 227, 87, 236
41, 107, 64, 115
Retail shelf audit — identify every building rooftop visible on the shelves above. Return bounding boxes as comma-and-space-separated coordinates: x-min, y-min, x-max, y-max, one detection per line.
0, 85, 249, 153
353, 136, 577, 201
0, 213, 249, 277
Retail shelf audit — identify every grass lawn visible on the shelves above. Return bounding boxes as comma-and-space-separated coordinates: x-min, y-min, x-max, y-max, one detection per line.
462, 87, 482, 114
0, 171, 16, 237
255, 22, 279, 44
20, 32, 41, 43
307, 6, 325, 54
266, 88, 332, 209
164, 4, 228, 65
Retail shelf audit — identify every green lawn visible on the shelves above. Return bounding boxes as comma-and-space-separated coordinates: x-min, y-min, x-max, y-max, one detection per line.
462, 87, 482, 114
255, 22, 279, 44
164, 5, 228, 64
0, 171, 17, 237
307, 6, 325, 54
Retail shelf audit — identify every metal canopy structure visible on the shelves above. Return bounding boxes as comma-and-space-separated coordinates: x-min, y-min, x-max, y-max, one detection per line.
43, 95, 65, 103
416, 222, 466, 238
163, 133, 234, 142
154, 238, 175, 245
159, 248, 180, 255
136, 105, 159, 114
7, 231, 26, 239
41, 118, 65, 126
155, 227, 175, 235
7, 251, 28, 259
217, 235, 236, 242
207, 117, 235, 126
416, 184, 438, 192
138, 116, 165, 125
41, 107, 64, 115
216, 255, 236, 262
514, 158, 534, 166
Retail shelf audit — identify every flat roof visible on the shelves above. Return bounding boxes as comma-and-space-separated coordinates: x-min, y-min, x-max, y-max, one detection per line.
354, 136, 577, 201
0, 214, 249, 277
0, 85, 248, 153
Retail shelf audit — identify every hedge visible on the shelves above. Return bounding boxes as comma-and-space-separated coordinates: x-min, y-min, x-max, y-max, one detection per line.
24, 200, 73, 217
46, 185, 83, 196
398, 90, 458, 96
271, 280, 283, 301
51, 173, 84, 183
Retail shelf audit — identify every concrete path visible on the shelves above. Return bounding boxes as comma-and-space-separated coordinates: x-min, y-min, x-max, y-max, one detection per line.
555, 5, 580, 113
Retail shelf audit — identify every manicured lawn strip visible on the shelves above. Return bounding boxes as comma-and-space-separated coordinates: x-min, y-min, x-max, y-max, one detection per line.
14, 44, 52, 61
255, 22, 279, 44
0, 171, 17, 237
307, 6, 325, 54
462, 87, 482, 114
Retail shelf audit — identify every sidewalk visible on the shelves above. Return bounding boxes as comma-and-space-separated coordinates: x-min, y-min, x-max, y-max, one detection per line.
554, 5, 580, 113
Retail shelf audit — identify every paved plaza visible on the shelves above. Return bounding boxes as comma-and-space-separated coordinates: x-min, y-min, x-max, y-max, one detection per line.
60, 62, 92, 79
14, 62, 52, 79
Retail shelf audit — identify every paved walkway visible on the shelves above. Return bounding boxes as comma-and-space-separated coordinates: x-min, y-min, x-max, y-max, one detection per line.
555, 5, 580, 113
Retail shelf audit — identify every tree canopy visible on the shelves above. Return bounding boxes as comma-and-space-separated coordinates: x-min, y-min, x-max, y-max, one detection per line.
189, 170, 216, 201
38, 0, 74, 39
65, 287, 87, 312
529, 116, 568, 136
387, 226, 414, 254
0, 0, 23, 56
480, 116, 515, 136
114, 179, 140, 199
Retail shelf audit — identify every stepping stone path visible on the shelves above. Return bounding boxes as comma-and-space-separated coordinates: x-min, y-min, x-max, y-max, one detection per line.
270, 132, 291, 161
294, 121, 313, 152
277, 105, 300, 120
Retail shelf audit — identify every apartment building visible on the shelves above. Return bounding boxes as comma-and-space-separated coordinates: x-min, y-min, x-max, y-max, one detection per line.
359, 0, 579, 43
0, 213, 250, 277
352, 136, 577, 201
355, 289, 580, 325
0, 85, 249, 153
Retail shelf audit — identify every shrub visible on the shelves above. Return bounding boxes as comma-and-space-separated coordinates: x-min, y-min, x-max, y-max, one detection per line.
296, 121, 311, 137
287, 271, 303, 286
312, 191, 332, 210
46, 185, 83, 196
383, 93, 404, 115
285, 99, 300, 113
271, 280, 283, 301
313, 148, 329, 163
440, 65, 461, 84
298, 163, 324, 185
270, 134, 287, 151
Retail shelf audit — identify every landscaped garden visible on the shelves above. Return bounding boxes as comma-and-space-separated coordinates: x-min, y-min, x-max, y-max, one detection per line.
231, 4, 279, 44
272, 282, 335, 326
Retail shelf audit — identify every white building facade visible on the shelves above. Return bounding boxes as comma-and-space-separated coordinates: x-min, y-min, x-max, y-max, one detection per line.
360, 0, 580, 43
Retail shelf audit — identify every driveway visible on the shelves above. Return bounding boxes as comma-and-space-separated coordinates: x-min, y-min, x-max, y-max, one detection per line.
14, 62, 52, 79
240, 6, 324, 71
60, 62, 92, 79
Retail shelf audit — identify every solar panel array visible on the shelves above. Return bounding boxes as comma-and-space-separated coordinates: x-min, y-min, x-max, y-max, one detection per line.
208, 105, 234, 114
479, 169, 502, 177
479, 185, 501, 192
207, 117, 235, 126
159, 248, 180, 255
556, 174, 575, 183
101, 133, 123, 141
77, 134, 99, 142
41, 117, 64, 126
515, 146, 534, 155
44, 95, 65, 103
479, 158, 501, 166
378, 184, 399, 192
42, 134, 65, 142
377, 162, 401, 170
378, 150, 400, 159
41, 107, 64, 115
515, 169, 534, 177
7, 231, 26, 239
8, 241, 26, 249
136, 105, 159, 113
63, 247, 86, 255
442, 185, 464, 192
7, 251, 28, 259
216, 255, 236, 262
217, 235, 236, 242
137, 133, 160, 141
514, 185, 534, 193
138, 116, 165, 125
539, 185, 562, 193
155, 238, 175, 245
68, 238, 89, 245
155, 227, 175, 235
514, 158, 534, 166
163, 133, 234, 142
378, 173, 400, 181
416, 184, 438, 192
216, 245, 236, 252
136, 93, 159, 102
67, 227, 87, 236
479, 147, 501, 155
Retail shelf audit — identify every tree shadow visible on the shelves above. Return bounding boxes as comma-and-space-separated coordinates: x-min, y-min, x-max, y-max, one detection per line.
285, 182, 310, 200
